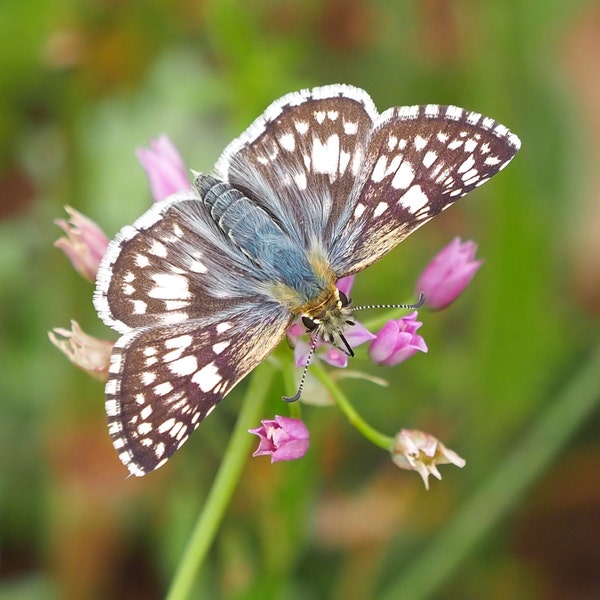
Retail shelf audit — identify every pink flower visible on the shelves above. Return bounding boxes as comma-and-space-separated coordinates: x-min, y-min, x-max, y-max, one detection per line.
48, 321, 113, 381
249, 416, 310, 463
368, 312, 427, 366
54, 206, 109, 282
415, 237, 483, 310
288, 276, 376, 368
136, 135, 190, 201
391, 429, 466, 490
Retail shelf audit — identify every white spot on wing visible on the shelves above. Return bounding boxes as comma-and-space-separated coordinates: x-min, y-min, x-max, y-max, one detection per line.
149, 240, 167, 258
212, 340, 231, 354
169, 355, 198, 376
371, 155, 388, 182
464, 138, 478, 153
138, 422, 152, 436
457, 154, 475, 174
190, 260, 207, 273
312, 134, 340, 177
482, 117, 495, 130
155, 442, 166, 459
158, 418, 175, 434
445, 105, 463, 120
422, 150, 438, 168
314, 110, 326, 124
391, 161, 415, 189
339, 150, 351, 175
148, 273, 190, 300
170, 421, 184, 438
343, 121, 358, 135
164, 300, 189, 311
279, 132, 296, 151
133, 300, 147, 314
354, 203, 366, 219
294, 172, 307, 190
165, 334, 192, 349
192, 362, 222, 392
373, 202, 388, 217
154, 382, 174, 396
401, 185, 429, 214
141, 372, 156, 385
414, 135, 428, 151
295, 120, 309, 134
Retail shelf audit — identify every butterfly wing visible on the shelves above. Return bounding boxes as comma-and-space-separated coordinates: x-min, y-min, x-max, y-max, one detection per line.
214, 84, 520, 278
95, 191, 284, 334
95, 191, 292, 475
214, 84, 377, 248
330, 104, 521, 276
106, 308, 290, 476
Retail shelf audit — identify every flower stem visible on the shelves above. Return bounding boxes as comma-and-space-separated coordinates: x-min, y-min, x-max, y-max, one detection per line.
165, 361, 276, 600
311, 361, 393, 450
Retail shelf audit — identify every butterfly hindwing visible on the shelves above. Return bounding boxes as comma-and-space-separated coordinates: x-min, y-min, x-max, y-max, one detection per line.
106, 308, 292, 476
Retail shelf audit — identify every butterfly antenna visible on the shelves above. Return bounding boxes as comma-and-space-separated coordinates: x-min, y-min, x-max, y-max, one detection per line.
352, 291, 425, 312
283, 333, 319, 402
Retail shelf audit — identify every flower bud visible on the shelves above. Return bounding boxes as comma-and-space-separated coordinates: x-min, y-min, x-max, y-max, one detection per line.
415, 237, 483, 310
54, 207, 109, 281
249, 416, 310, 463
136, 135, 190, 201
369, 312, 427, 366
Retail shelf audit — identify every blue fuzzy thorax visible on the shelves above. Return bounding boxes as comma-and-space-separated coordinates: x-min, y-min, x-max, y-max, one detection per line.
197, 174, 330, 304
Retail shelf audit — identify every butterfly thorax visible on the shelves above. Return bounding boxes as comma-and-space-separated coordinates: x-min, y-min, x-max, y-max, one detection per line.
300, 286, 355, 350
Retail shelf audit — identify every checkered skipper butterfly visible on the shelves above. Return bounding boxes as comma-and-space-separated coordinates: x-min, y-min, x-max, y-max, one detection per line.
94, 84, 520, 476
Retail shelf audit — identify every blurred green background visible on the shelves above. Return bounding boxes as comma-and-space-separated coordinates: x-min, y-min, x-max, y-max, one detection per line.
1, 0, 600, 598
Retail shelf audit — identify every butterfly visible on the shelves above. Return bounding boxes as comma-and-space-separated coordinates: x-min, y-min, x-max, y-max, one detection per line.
94, 84, 520, 476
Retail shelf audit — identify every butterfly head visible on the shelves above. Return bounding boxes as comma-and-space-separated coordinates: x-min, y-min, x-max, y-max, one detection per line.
300, 286, 356, 357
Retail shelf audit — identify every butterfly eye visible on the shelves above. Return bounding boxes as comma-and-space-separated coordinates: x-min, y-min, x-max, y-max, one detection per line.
302, 316, 318, 331
338, 290, 350, 307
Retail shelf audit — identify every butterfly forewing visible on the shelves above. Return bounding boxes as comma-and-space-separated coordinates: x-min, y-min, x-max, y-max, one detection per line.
106, 308, 291, 476
215, 84, 377, 245
330, 104, 520, 275
95, 194, 283, 333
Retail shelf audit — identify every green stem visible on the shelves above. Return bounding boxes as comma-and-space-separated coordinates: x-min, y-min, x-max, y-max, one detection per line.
379, 343, 600, 600
311, 361, 393, 451
165, 361, 276, 600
